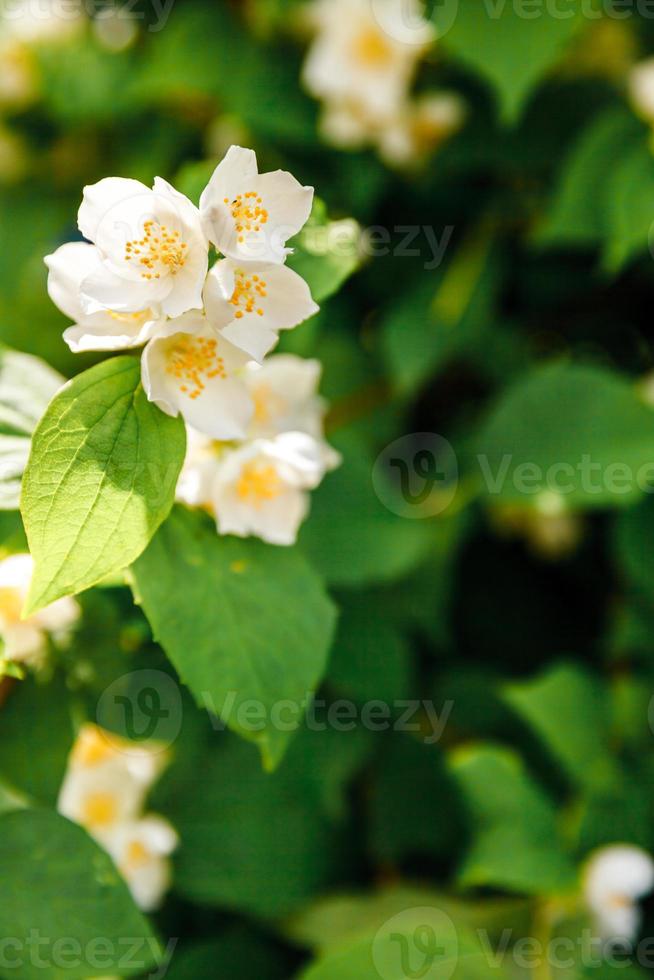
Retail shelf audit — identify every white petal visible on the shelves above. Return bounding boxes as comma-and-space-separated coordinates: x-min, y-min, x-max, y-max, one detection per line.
221, 320, 279, 362
45, 242, 104, 323
199, 145, 259, 219
78, 176, 150, 243
142, 333, 253, 440
63, 315, 160, 353
80, 262, 170, 314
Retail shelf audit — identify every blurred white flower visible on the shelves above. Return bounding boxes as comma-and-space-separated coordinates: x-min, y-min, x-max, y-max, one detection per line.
303, 0, 435, 127
74, 175, 209, 318
584, 845, 654, 942
629, 58, 654, 125
104, 816, 178, 913
243, 355, 327, 439
204, 260, 318, 362
378, 93, 466, 167
0, 35, 37, 107
200, 145, 314, 265
141, 313, 253, 440
0, 553, 79, 670
58, 724, 176, 911
2, 0, 85, 44
92, 6, 139, 53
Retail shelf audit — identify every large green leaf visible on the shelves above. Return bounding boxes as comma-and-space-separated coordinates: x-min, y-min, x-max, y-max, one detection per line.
298, 436, 433, 587
164, 731, 344, 917
21, 356, 185, 613
382, 224, 500, 395
603, 136, 654, 272
449, 745, 576, 894
0, 347, 63, 510
0, 673, 75, 805
503, 663, 614, 791
475, 362, 654, 510
435, 0, 590, 120
130, 506, 337, 769
0, 808, 160, 980
537, 108, 642, 248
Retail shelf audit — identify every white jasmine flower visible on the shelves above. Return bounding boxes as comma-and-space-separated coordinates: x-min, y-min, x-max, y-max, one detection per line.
46, 242, 166, 352
0, 553, 79, 669
104, 816, 178, 912
629, 59, 654, 125
378, 93, 466, 167
203, 258, 319, 362
58, 725, 175, 909
76, 175, 209, 318
199, 145, 314, 265
243, 355, 327, 439
209, 432, 339, 546
141, 313, 253, 440
302, 0, 435, 126
584, 845, 654, 942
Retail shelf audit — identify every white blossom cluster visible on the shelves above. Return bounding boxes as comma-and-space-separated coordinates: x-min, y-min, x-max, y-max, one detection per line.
46, 145, 339, 545
301, 0, 465, 166
58, 723, 177, 912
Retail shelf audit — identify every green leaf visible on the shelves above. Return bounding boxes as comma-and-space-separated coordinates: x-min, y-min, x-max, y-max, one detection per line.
21, 356, 185, 613
164, 731, 343, 917
449, 745, 576, 895
603, 135, 654, 272
0, 808, 160, 980
382, 223, 500, 395
0, 347, 64, 509
297, 905, 499, 980
475, 362, 654, 510
369, 734, 466, 865
537, 107, 642, 248
299, 435, 433, 587
0, 673, 75, 805
503, 663, 614, 791
435, 0, 590, 120
130, 506, 337, 769
287, 199, 361, 304
166, 931, 289, 980
614, 493, 654, 602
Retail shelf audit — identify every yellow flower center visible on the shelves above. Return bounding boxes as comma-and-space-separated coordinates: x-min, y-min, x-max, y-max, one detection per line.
124, 220, 188, 281
72, 725, 115, 768
125, 840, 150, 870
352, 27, 394, 68
81, 792, 118, 829
108, 309, 152, 326
230, 269, 267, 320
252, 383, 287, 425
223, 192, 269, 244
0, 587, 23, 627
166, 336, 226, 401
236, 462, 283, 506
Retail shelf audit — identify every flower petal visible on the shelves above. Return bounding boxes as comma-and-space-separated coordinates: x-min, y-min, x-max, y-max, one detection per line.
78, 176, 150, 243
